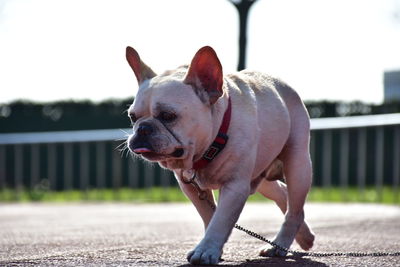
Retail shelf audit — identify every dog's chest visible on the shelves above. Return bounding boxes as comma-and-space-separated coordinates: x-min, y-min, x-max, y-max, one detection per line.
181, 169, 222, 190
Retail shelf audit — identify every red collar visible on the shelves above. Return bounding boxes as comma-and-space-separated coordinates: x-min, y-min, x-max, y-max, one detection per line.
192, 97, 232, 170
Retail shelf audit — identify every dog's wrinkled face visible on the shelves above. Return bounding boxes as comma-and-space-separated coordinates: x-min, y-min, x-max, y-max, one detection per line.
127, 77, 213, 169
126, 46, 223, 170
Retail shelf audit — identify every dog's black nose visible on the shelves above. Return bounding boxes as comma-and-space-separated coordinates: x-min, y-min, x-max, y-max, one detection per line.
137, 123, 153, 136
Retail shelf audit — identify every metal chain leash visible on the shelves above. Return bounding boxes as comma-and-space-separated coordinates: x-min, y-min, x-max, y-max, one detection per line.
233, 224, 400, 257
182, 172, 400, 258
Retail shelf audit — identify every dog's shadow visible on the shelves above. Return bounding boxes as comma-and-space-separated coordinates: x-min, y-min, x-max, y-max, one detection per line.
177, 255, 328, 267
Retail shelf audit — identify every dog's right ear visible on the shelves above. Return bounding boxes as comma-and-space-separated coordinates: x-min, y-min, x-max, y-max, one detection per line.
126, 46, 156, 84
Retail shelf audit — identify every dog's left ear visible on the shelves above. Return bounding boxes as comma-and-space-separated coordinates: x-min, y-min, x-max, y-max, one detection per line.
184, 46, 223, 105
126, 46, 156, 85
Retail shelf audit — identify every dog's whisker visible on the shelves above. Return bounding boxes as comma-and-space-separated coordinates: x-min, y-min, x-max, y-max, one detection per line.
119, 147, 127, 158
115, 142, 127, 151
119, 129, 131, 137
125, 148, 132, 159
116, 140, 127, 147
115, 142, 131, 159
120, 128, 130, 134
117, 145, 128, 154
115, 137, 129, 142
120, 149, 129, 159
114, 140, 133, 159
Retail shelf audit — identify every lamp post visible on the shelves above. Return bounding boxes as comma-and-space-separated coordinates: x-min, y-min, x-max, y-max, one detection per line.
229, 0, 258, 71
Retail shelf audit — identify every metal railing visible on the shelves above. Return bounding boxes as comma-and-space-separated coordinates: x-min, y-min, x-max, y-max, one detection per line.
0, 113, 399, 202
310, 113, 400, 202
0, 128, 176, 197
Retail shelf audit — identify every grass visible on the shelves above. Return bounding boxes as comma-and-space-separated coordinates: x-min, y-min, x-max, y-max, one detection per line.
0, 186, 399, 204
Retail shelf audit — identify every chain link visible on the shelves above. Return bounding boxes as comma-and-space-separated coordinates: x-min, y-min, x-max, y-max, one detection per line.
183, 172, 400, 258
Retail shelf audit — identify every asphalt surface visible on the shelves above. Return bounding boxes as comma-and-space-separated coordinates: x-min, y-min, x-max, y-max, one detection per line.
0, 203, 399, 267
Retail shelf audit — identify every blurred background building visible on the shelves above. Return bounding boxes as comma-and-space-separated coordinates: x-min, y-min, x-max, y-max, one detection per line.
384, 70, 400, 102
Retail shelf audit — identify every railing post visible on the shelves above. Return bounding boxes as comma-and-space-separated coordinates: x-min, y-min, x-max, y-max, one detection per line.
80, 143, 89, 197
14, 145, 23, 199
112, 142, 122, 198
96, 142, 106, 198
30, 144, 40, 189
160, 169, 171, 200
0, 145, 5, 189
322, 130, 332, 191
375, 127, 384, 202
128, 158, 139, 189
47, 144, 57, 190
145, 165, 155, 199
339, 129, 349, 201
64, 143, 73, 192
393, 126, 400, 203
357, 128, 367, 201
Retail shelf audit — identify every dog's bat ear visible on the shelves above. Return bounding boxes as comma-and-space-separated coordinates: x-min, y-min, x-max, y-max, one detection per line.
184, 46, 223, 105
126, 46, 156, 85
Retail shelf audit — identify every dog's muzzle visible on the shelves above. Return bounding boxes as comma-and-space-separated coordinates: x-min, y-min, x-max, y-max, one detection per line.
128, 121, 185, 159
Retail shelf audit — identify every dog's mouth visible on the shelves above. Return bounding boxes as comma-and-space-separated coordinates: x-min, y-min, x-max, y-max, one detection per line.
133, 147, 185, 161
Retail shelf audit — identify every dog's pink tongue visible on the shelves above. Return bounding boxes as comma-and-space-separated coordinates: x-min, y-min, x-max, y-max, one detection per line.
133, 148, 152, 153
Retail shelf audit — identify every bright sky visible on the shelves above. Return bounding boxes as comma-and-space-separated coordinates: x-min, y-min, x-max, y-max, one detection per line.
1, 0, 400, 104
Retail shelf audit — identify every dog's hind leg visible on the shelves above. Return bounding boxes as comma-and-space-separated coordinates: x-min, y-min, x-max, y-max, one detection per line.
259, 94, 314, 256
257, 179, 315, 253
259, 147, 313, 257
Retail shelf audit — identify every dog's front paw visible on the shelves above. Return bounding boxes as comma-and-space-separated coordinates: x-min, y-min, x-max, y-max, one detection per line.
187, 243, 222, 265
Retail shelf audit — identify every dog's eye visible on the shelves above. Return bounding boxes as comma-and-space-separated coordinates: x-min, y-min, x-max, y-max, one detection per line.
159, 111, 177, 122
128, 113, 137, 124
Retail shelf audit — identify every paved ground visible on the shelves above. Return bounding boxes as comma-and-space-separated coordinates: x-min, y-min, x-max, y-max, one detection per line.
0, 203, 399, 267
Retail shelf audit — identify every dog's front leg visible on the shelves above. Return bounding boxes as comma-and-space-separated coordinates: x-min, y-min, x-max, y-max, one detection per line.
177, 178, 215, 229
187, 178, 250, 265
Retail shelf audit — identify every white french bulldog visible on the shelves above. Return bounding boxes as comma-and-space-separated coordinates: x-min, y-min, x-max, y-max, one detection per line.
126, 46, 315, 265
